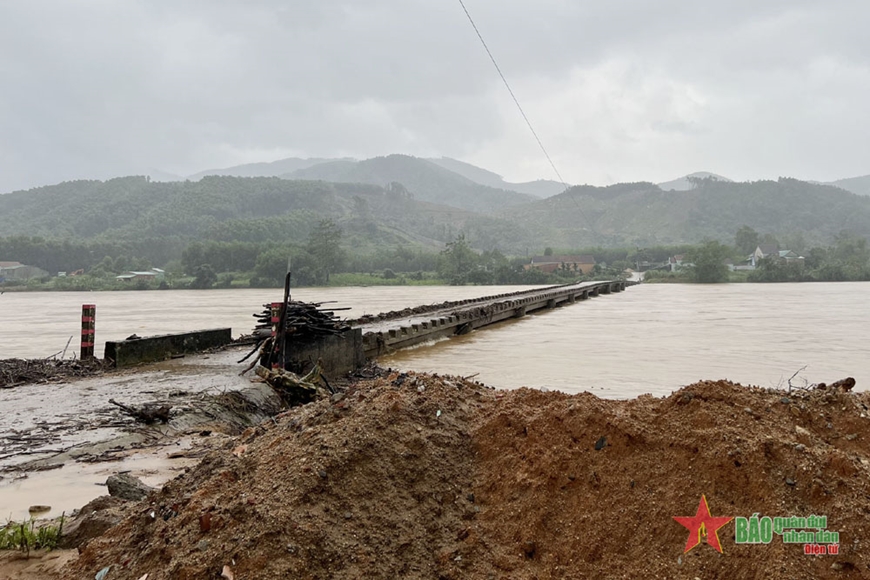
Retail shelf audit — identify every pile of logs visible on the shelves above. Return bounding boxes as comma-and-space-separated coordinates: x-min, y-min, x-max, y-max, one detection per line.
252, 300, 351, 341
238, 299, 345, 405
238, 300, 350, 377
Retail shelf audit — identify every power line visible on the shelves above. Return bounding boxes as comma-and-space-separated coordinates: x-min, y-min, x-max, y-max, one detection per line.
456, 0, 597, 235
456, 0, 568, 190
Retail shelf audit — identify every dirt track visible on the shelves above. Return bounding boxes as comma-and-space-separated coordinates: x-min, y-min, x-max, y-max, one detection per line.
22, 372, 870, 578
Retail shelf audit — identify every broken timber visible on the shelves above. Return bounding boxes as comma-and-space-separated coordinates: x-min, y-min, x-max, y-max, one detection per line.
358, 280, 629, 359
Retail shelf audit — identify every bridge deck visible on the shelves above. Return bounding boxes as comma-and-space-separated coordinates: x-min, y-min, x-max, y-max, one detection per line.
357, 280, 627, 358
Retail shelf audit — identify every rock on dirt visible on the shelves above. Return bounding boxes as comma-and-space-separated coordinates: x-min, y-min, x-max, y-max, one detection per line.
106, 473, 156, 501
59, 496, 130, 550
60, 374, 870, 579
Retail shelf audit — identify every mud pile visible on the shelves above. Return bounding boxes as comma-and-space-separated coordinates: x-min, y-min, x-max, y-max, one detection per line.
67, 374, 870, 579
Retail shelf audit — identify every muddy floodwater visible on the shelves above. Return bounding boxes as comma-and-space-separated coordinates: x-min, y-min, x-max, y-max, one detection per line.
1, 283, 868, 396
0, 285, 542, 360
1, 282, 869, 519
386, 282, 870, 397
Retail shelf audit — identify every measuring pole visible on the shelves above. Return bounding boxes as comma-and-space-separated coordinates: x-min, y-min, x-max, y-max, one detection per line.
81, 304, 96, 359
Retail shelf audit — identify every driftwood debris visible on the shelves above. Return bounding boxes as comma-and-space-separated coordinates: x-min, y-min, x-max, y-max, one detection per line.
109, 398, 172, 424
239, 299, 351, 370
255, 361, 327, 406
815, 377, 856, 392
0, 358, 106, 389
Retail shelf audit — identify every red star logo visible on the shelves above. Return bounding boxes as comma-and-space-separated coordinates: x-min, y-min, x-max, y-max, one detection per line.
673, 495, 734, 553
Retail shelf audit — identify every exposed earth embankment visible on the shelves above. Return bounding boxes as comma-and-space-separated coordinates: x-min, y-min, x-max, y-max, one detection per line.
56, 372, 870, 579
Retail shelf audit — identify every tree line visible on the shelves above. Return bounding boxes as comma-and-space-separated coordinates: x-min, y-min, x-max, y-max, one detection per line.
645, 227, 870, 283
4, 221, 869, 290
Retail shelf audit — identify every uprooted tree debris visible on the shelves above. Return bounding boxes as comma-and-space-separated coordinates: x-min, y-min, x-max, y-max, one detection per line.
108, 398, 172, 424
255, 360, 332, 406
0, 357, 107, 389
239, 300, 351, 368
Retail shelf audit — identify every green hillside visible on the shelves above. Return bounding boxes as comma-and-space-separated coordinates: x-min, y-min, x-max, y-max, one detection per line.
284, 154, 535, 213
0, 175, 531, 271
2, 172, 870, 278
504, 178, 870, 248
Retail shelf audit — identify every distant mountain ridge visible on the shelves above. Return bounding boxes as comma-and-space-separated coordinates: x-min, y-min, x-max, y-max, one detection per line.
181, 154, 566, 199
160, 154, 541, 213
827, 175, 870, 196
425, 157, 566, 198
1, 173, 869, 262
186, 157, 340, 181
165, 159, 870, 200
654, 171, 870, 197
280, 154, 536, 214
0, 175, 532, 257
657, 171, 733, 191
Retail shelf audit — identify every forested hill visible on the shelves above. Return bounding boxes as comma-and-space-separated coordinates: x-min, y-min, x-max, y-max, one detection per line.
2, 174, 870, 273
503, 178, 870, 248
0, 176, 531, 267
283, 154, 536, 213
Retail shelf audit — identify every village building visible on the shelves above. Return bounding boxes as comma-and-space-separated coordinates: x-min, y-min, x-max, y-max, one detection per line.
0, 261, 50, 282
115, 268, 165, 282
668, 254, 687, 272
748, 245, 804, 268
526, 255, 596, 274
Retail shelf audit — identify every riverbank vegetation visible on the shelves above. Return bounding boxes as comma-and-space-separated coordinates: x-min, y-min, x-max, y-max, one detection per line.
0, 517, 64, 553
4, 227, 868, 290
643, 230, 870, 283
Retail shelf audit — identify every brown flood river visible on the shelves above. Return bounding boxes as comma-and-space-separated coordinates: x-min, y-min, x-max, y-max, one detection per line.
1, 282, 868, 520
1, 282, 868, 397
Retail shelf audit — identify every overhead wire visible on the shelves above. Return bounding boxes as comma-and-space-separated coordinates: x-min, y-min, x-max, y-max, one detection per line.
455, 0, 597, 234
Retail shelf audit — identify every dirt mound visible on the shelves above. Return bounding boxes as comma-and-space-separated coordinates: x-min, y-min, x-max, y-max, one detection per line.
69, 372, 484, 579
66, 375, 870, 579
469, 379, 869, 579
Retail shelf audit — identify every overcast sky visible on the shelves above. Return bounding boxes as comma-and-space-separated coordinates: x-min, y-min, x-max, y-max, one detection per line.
2, 0, 869, 193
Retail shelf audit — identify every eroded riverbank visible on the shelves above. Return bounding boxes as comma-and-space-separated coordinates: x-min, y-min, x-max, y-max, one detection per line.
0, 346, 281, 520
59, 370, 869, 579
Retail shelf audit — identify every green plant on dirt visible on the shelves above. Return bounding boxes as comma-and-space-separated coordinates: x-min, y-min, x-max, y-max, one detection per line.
0, 514, 64, 555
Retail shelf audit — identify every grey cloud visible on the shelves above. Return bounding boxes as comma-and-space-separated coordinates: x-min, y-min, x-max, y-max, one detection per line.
1, 0, 869, 192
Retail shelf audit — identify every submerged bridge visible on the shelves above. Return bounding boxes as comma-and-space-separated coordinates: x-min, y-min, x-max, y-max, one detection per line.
99, 279, 631, 372
357, 280, 628, 359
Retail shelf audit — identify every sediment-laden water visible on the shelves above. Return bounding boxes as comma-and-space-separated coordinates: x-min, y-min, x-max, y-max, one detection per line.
1, 282, 867, 398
